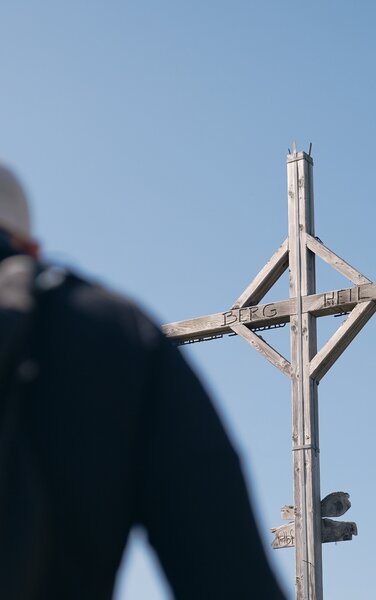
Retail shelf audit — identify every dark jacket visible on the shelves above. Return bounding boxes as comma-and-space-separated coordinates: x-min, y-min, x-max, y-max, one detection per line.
0, 258, 285, 600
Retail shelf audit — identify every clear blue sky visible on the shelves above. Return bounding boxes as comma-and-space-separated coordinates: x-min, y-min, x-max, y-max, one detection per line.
1, 2, 375, 598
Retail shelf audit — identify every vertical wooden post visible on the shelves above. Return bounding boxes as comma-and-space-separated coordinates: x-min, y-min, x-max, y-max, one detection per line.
288, 149, 323, 600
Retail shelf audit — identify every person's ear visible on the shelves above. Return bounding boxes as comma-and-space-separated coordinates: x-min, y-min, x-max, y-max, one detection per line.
22, 239, 40, 258
10, 233, 40, 258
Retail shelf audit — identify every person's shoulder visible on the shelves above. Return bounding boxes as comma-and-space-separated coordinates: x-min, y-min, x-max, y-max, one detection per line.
48, 268, 163, 351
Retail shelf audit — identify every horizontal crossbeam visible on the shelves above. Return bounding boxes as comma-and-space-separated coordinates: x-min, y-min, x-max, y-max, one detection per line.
163, 282, 376, 342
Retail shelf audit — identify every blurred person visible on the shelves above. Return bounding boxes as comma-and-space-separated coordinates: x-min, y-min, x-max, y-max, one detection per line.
0, 164, 286, 600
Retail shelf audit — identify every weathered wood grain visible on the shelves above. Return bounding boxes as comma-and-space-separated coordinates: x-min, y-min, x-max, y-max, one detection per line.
162, 149, 373, 600
281, 505, 295, 520
230, 323, 292, 377
304, 282, 376, 316
162, 283, 376, 342
321, 518, 357, 543
162, 299, 293, 340
306, 233, 371, 286
277, 492, 352, 524
271, 518, 358, 547
321, 492, 351, 518
310, 300, 376, 382
232, 238, 289, 308
271, 522, 295, 549
288, 150, 323, 600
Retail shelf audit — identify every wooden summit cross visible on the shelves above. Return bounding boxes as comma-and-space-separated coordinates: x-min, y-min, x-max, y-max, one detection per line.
162, 147, 375, 600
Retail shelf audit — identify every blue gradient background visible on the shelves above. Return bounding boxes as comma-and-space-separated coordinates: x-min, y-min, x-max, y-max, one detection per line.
1, 3, 375, 598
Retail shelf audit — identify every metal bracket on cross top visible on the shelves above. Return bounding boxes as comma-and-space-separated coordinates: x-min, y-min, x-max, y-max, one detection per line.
162, 147, 375, 600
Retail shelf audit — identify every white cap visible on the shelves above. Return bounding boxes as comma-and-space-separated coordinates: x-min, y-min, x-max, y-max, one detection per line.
0, 164, 32, 241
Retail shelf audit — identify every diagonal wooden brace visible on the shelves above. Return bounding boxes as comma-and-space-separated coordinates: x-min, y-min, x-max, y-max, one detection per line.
231, 322, 292, 378
310, 300, 376, 382
305, 233, 371, 286
232, 238, 289, 308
